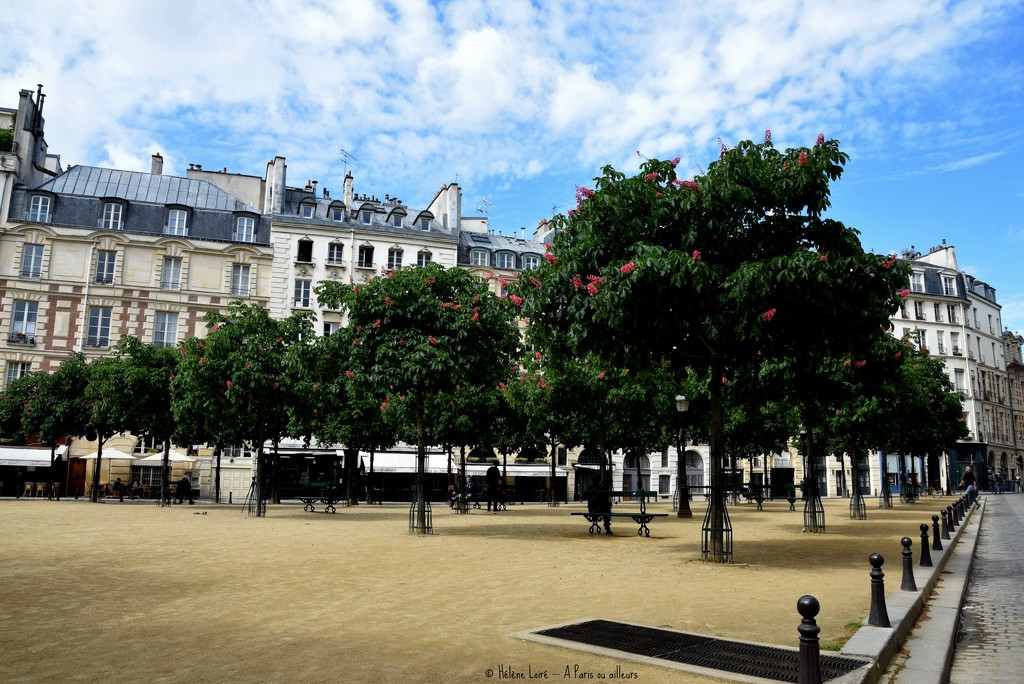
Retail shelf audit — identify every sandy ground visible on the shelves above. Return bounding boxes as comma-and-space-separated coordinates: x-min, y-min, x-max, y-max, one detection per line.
0, 495, 947, 683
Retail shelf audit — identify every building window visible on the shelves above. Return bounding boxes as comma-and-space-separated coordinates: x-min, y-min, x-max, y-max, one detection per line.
954, 369, 966, 392
28, 195, 51, 222
234, 216, 256, 242
387, 248, 403, 270
327, 243, 344, 265
87, 307, 112, 348
393, 215, 403, 228
936, 330, 946, 355
294, 279, 311, 308
909, 272, 924, 292
417, 251, 431, 267
361, 211, 372, 224
470, 250, 488, 266
495, 252, 514, 269
222, 445, 253, 459
165, 209, 188, 236
659, 474, 671, 495
357, 245, 374, 269
420, 218, 430, 231
154, 312, 178, 348
95, 250, 116, 284
331, 208, 344, 222
933, 303, 942, 322
6, 361, 32, 386
947, 304, 959, 325
10, 300, 38, 341
323, 321, 341, 337
914, 301, 925, 320
943, 276, 957, 297
231, 264, 250, 297
133, 435, 162, 455
130, 465, 164, 487
21, 244, 43, 278
522, 254, 540, 270
296, 239, 313, 263
101, 202, 123, 230
300, 204, 315, 219
952, 332, 962, 355
161, 257, 182, 290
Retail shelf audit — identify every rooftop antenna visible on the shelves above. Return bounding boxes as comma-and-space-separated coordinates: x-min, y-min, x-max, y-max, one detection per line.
339, 147, 358, 175
477, 198, 495, 219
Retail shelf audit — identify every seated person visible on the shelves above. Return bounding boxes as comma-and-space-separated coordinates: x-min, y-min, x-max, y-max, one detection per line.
587, 479, 612, 533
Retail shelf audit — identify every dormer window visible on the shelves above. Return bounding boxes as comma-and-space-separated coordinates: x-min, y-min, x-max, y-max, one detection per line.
495, 252, 514, 269
393, 215, 403, 227
522, 254, 540, 270
233, 214, 257, 242
101, 201, 125, 230
361, 211, 373, 224
331, 207, 344, 221
28, 195, 51, 223
470, 249, 488, 267
300, 203, 315, 219
165, 208, 189, 236
420, 218, 430, 231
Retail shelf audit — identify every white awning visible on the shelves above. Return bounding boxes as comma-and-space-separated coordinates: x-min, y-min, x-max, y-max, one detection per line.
360, 452, 451, 474
0, 445, 68, 467
463, 464, 567, 477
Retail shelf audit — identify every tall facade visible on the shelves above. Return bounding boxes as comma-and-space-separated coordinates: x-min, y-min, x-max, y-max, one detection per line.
888, 244, 1013, 490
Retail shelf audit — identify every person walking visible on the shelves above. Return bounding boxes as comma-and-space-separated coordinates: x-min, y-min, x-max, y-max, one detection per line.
177, 476, 194, 505
485, 463, 501, 513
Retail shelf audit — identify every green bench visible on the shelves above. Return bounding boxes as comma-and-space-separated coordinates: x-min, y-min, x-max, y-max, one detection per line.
571, 490, 666, 537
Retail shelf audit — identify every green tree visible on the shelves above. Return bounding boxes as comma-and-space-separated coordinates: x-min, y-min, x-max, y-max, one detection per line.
106, 336, 180, 505
172, 302, 315, 516
316, 263, 520, 533
522, 135, 908, 561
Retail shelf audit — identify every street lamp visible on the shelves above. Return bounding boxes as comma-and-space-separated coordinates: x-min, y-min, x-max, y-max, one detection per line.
675, 395, 692, 518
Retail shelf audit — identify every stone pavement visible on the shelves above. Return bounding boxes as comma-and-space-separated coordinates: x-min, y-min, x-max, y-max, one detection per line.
948, 492, 1024, 683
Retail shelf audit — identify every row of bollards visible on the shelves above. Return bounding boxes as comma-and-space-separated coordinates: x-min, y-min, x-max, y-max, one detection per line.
871, 493, 974, 628
797, 493, 974, 684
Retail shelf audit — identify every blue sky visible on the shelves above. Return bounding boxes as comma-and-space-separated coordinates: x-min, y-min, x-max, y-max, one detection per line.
3, 0, 1023, 329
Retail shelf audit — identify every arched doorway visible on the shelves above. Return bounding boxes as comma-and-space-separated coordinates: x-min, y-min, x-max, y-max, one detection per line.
685, 451, 705, 492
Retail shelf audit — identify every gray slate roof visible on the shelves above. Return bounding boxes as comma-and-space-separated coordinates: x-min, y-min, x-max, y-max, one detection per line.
41, 166, 254, 212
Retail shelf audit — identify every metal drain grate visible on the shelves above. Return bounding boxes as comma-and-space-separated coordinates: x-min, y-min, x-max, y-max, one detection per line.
533, 619, 867, 683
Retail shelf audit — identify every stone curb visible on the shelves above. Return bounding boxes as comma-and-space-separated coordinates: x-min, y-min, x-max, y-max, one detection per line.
840, 498, 983, 683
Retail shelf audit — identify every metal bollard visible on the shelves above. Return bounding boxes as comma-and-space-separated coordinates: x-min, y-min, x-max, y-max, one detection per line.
931, 515, 943, 551
797, 595, 823, 684
950, 502, 958, 529
868, 553, 890, 627
919, 523, 933, 567
941, 509, 951, 540
899, 536, 917, 591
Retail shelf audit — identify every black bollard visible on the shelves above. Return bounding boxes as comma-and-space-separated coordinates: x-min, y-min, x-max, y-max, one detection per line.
932, 515, 943, 551
941, 509, 951, 540
900, 536, 917, 591
919, 523, 933, 567
949, 503, 958, 529
868, 553, 890, 627
797, 595, 823, 684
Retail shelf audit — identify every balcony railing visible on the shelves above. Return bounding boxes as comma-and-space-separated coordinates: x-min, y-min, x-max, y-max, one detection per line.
7, 333, 36, 345
20, 269, 42, 278
84, 336, 110, 348
230, 287, 250, 297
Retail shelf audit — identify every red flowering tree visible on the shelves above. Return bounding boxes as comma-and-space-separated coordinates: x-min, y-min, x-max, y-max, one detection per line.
316, 263, 520, 533
521, 135, 910, 561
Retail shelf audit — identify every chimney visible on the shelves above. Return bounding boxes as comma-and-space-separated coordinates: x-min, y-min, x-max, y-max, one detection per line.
312, 180, 318, 196
344, 172, 354, 207
151, 153, 164, 175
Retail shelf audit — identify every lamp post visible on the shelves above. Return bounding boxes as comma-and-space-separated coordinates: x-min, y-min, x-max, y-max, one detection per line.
675, 395, 692, 518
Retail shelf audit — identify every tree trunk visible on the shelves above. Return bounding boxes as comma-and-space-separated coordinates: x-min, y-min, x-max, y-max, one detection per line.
90, 437, 104, 503
160, 439, 172, 507
705, 354, 727, 562
414, 389, 428, 534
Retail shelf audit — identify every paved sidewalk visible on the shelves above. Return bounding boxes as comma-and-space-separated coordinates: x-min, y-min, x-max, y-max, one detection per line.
948, 493, 1024, 683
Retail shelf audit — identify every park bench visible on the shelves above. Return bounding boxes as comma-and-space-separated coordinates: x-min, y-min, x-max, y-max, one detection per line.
571, 490, 666, 537
279, 482, 343, 513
